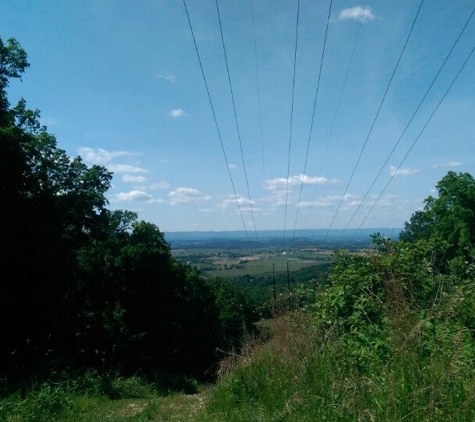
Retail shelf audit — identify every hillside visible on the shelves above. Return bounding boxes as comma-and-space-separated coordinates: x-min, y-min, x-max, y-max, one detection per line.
196, 171, 475, 421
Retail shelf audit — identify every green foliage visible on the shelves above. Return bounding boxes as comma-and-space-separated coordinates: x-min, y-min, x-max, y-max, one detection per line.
295, 232, 475, 368
104, 377, 154, 400
201, 171, 475, 420
0, 37, 29, 125
200, 312, 475, 421
0, 384, 72, 422
0, 37, 29, 85
207, 277, 257, 348
1, 37, 252, 389
400, 171, 475, 274
0, 374, 161, 422
74, 209, 241, 378
231, 263, 333, 317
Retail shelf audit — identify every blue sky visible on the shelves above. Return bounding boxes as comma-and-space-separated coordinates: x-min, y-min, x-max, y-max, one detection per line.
2, 1, 474, 233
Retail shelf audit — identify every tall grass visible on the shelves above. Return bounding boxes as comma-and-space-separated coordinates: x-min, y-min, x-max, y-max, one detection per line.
198, 309, 475, 421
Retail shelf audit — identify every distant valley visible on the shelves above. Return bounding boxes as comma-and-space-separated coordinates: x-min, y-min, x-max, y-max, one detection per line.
165, 228, 400, 250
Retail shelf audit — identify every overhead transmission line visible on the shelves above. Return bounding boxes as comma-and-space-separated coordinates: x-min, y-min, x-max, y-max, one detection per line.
324, 0, 425, 240
214, 0, 260, 249
319, 21, 361, 175
250, 0, 267, 197
341, 4, 475, 235
353, 40, 475, 237
282, 0, 301, 248
182, 0, 253, 250
301, 19, 362, 231
291, 0, 333, 246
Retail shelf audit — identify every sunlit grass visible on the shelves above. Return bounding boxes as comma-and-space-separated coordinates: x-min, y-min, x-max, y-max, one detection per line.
197, 312, 475, 421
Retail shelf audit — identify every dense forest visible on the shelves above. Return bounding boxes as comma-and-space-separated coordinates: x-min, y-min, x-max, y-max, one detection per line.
0, 37, 256, 387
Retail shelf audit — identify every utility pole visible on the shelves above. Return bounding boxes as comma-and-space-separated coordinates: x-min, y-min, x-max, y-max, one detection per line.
287, 262, 291, 308
272, 263, 276, 315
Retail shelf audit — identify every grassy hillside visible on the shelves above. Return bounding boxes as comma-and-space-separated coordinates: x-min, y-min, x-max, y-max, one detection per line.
197, 235, 475, 421
198, 312, 475, 421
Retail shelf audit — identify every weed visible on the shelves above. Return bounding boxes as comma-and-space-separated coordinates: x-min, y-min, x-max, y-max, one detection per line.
199, 307, 475, 421
0, 383, 71, 422
104, 376, 154, 399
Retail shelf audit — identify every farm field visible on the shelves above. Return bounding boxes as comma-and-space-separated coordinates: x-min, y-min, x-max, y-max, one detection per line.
171, 246, 334, 278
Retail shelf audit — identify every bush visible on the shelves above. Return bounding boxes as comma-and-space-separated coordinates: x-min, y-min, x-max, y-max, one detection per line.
104, 376, 154, 399
0, 383, 71, 422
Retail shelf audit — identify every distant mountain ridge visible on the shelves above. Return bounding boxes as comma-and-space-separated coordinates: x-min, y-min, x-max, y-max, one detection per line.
164, 228, 401, 249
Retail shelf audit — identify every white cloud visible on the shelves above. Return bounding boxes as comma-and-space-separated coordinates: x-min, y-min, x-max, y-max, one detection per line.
261, 189, 291, 207
220, 195, 255, 209
264, 174, 339, 191
169, 108, 186, 118
262, 189, 348, 210
346, 200, 363, 208
150, 181, 170, 190
432, 161, 463, 169
122, 174, 147, 183
159, 74, 177, 83
169, 187, 211, 205
115, 190, 154, 202
323, 193, 358, 202
219, 195, 263, 214
78, 147, 141, 165
78, 147, 148, 175
368, 194, 408, 209
337, 6, 375, 22
297, 201, 332, 208
228, 163, 237, 169
389, 166, 420, 177
108, 163, 148, 174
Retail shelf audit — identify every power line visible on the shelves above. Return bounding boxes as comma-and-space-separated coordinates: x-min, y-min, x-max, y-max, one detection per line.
282, 0, 301, 248
250, 0, 267, 194
215, 0, 260, 249
291, 0, 333, 245
183, 2, 471, 242
182, 0, 253, 250
301, 19, 362, 231
319, 21, 361, 175
341, 3, 475, 234
324, 0, 425, 240
353, 40, 475, 237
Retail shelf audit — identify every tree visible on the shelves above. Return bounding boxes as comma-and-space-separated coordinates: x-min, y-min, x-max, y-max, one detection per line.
75, 213, 220, 377
400, 171, 475, 275
207, 277, 256, 348
0, 37, 29, 125
1, 37, 250, 383
0, 36, 112, 378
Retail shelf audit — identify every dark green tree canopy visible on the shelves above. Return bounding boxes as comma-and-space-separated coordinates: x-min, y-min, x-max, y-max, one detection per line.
1, 36, 255, 382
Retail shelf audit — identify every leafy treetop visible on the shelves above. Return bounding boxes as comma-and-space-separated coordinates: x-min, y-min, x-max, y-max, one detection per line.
400, 171, 475, 268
